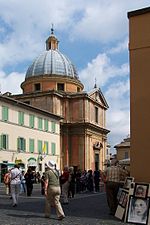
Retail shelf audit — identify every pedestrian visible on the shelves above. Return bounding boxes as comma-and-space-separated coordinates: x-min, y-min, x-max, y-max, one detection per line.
80, 170, 87, 193
60, 165, 70, 204
103, 159, 127, 215
3, 169, 12, 196
94, 169, 100, 192
87, 169, 94, 192
25, 167, 34, 196
68, 166, 76, 198
10, 164, 21, 207
44, 160, 65, 220
41, 172, 45, 195
20, 171, 26, 194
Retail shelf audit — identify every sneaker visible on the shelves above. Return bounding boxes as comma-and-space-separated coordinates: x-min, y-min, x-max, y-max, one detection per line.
58, 215, 65, 220
12, 204, 17, 207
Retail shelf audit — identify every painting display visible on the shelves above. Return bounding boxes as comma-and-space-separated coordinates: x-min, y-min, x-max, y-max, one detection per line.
115, 188, 129, 220
126, 196, 149, 224
115, 180, 150, 224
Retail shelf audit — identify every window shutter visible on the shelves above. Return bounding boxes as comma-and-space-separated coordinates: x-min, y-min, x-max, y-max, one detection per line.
6, 134, 8, 149
2, 106, 8, 121
51, 122, 56, 133
29, 115, 35, 128
38, 118, 43, 130
51, 142, 56, 155
23, 138, 26, 151
29, 139, 34, 153
44, 119, 48, 131
17, 138, 20, 151
38, 140, 42, 154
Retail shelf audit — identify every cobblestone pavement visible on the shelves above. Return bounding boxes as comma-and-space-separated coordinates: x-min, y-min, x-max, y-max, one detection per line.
0, 184, 133, 225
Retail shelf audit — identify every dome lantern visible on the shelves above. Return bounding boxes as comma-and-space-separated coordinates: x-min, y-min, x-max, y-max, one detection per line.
46, 26, 59, 50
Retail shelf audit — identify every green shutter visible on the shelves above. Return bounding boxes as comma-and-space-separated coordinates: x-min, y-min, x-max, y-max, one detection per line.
29, 115, 35, 128
17, 137, 25, 151
38, 118, 43, 130
51, 122, 56, 133
6, 134, 8, 149
51, 142, 56, 155
18, 112, 24, 125
2, 106, 8, 121
38, 140, 42, 154
17, 138, 20, 150
29, 139, 34, 153
23, 138, 26, 151
44, 119, 48, 131
1, 134, 4, 148
2, 134, 8, 149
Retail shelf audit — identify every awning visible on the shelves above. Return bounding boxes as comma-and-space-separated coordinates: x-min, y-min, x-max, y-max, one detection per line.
27, 162, 37, 167
27, 157, 37, 167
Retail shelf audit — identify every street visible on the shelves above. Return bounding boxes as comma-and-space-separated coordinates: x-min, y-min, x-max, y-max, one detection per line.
0, 184, 131, 225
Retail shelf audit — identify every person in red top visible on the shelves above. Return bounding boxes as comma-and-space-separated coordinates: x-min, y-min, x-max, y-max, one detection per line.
60, 166, 69, 204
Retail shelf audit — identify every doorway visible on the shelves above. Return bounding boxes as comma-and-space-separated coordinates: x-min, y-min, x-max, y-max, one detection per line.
95, 153, 99, 170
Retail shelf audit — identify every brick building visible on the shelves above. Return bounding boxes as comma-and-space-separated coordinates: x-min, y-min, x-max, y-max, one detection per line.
13, 29, 109, 171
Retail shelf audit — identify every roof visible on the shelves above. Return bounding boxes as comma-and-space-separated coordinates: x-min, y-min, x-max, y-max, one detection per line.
128, 6, 150, 18
0, 94, 63, 120
26, 49, 78, 79
88, 87, 109, 109
26, 29, 78, 80
114, 137, 130, 148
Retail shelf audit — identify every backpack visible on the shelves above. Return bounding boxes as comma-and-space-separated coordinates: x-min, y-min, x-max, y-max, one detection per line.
4, 173, 10, 185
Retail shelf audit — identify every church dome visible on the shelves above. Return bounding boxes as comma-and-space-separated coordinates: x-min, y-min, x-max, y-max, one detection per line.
26, 49, 78, 79
25, 29, 78, 79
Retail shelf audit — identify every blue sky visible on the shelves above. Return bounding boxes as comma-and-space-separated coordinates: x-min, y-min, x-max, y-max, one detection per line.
0, 0, 149, 153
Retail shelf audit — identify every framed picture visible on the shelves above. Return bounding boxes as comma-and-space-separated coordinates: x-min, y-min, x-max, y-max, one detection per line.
126, 196, 149, 224
134, 183, 149, 198
117, 188, 123, 201
115, 189, 129, 220
124, 177, 134, 189
118, 189, 129, 208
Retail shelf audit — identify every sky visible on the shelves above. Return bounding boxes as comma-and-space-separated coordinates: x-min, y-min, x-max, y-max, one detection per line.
0, 0, 149, 153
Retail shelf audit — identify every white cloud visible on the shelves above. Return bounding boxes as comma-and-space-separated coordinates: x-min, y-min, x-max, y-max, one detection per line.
0, 71, 24, 94
79, 53, 129, 90
70, 0, 150, 43
0, 0, 149, 70
105, 79, 130, 152
107, 38, 128, 55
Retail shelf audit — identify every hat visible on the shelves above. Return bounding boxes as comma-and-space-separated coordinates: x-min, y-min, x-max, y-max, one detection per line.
46, 160, 56, 169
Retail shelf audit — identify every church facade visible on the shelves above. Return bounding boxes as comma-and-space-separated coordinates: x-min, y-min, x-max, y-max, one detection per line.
13, 29, 110, 171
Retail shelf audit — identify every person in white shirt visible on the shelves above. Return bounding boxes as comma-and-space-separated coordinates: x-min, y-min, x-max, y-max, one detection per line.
10, 164, 21, 207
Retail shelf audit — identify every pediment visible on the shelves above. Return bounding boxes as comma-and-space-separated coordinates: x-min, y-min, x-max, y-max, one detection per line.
88, 88, 109, 108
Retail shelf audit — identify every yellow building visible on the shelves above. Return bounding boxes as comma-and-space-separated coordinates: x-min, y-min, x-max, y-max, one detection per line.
114, 137, 130, 161
128, 7, 150, 182
0, 94, 62, 181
